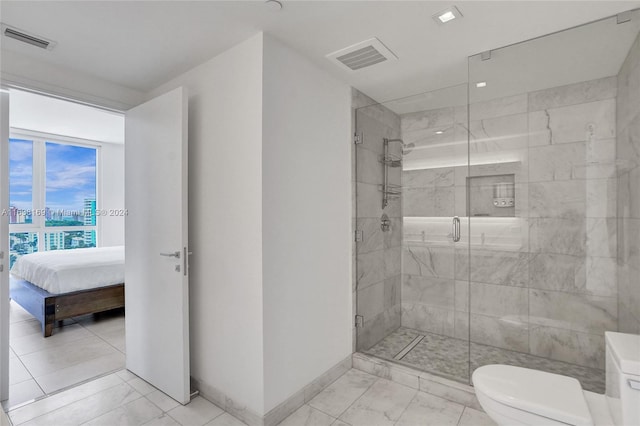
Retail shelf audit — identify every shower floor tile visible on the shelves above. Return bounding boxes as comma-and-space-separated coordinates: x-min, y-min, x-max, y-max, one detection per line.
364, 328, 420, 360
363, 327, 605, 393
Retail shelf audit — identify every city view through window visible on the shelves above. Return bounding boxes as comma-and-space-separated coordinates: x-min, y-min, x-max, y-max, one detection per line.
8, 137, 98, 267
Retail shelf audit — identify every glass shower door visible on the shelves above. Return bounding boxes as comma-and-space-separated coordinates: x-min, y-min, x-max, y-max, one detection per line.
467, 11, 640, 393
354, 84, 471, 383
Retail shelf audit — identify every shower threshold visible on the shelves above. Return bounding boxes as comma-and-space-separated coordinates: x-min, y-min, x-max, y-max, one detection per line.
363, 327, 605, 394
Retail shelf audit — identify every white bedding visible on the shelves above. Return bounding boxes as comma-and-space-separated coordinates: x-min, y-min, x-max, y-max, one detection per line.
10, 246, 125, 294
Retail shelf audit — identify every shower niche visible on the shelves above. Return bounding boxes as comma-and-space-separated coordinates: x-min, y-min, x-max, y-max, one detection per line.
467, 174, 515, 217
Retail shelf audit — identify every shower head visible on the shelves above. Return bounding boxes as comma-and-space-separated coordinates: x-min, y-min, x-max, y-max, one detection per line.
385, 138, 415, 155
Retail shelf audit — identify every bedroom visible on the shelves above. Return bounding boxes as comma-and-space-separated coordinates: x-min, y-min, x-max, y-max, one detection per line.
4, 89, 127, 408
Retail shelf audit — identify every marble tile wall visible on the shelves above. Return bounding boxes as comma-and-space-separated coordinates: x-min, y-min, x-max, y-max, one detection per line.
398, 75, 619, 370
353, 89, 403, 351
617, 31, 640, 335
400, 101, 468, 342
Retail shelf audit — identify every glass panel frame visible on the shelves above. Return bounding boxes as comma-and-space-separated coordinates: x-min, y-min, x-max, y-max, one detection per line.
466, 10, 640, 393
354, 83, 472, 384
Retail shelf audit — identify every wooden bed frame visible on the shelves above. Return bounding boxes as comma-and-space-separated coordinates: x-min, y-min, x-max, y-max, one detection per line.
10, 277, 125, 337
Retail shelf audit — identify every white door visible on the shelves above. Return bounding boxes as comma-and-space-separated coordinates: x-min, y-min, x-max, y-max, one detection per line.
125, 87, 190, 404
0, 91, 9, 403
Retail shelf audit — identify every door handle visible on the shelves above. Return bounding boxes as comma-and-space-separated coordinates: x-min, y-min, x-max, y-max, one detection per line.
160, 251, 180, 258
452, 216, 461, 243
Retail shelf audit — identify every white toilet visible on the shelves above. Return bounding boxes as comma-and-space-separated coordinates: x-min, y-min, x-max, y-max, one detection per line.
472, 332, 640, 426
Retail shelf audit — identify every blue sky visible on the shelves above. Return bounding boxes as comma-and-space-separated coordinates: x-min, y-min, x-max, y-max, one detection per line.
9, 139, 96, 214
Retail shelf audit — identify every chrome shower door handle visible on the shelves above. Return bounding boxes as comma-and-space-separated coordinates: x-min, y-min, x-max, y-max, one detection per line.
452, 216, 461, 242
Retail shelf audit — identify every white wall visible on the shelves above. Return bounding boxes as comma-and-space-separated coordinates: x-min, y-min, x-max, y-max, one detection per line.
261, 35, 352, 413
100, 143, 125, 247
1, 50, 144, 111
149, 33, 352, 416
10, 89, 125, 144
148, 34, 266, 415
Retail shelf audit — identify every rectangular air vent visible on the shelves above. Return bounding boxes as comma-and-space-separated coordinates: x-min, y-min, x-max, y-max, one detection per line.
1, 24, 56, 50
327, 37, 397, 72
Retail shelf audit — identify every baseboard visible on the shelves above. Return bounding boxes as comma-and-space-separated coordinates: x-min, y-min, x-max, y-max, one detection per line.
352, 352, 483, 411
193, 354, 353, 426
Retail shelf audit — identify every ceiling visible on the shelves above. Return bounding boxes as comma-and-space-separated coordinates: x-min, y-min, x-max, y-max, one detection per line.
1, 1, 639, 105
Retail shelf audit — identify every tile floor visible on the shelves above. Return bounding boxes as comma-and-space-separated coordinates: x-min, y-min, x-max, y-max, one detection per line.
5, 301, 126, 409
283, 369, 494, 426
5, 368, 494, 426
364, 327, 605, 393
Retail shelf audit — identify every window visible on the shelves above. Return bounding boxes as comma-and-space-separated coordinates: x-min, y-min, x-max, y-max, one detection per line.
8, 134, 99, 268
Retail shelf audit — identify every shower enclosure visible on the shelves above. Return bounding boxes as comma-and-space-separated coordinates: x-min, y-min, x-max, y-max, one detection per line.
354, 9, 640, 393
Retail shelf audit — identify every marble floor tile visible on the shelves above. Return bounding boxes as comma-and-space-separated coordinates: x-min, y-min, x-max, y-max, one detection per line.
167, 396, 224, 426
363, 328, 420, 360
75, 309, 125, 333
338, 379, 416, 426
398, 332, 469, 381
35, 351, 125, 394
10, 357, 33, 385
142, 414, 182, 426
308, 369, 379, 417
20, 336, 119, 378
278, 405, 335, 426
204, 412, 248, 426
8, 374, 123, 425
3, 380, 44, 410
5, 301, 127, 408
146, 390, 181, 412
145, 413, 181, 426
8, 367, 488, 426
19, 382, 141, 426
82, 397, 162, 426
128, 378, 158, 396
10, 320, 43, 340
96, 328, 126, 353
395, 392, 464, 426
10, 302, 36, 324
116, 369, 138, 382
457, 407, 497, 426
365, 327, 605, 393
11, 324, 94, 357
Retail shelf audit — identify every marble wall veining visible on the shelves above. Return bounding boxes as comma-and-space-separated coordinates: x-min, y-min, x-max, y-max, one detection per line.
353, 89, 403, 351
399, 75, 619, 370
355, 31, 639, 378
617, 31, 640, 335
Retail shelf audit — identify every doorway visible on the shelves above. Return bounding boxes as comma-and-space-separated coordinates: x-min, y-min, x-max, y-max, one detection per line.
1, 89, 126, 409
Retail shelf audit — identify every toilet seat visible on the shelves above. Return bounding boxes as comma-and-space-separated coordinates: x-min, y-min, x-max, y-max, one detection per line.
472, 365, 594, 426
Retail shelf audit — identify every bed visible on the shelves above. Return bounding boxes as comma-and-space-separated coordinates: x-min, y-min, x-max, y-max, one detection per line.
9, 246, 125, 337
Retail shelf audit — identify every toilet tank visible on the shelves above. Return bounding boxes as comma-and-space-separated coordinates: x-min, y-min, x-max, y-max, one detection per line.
605, 332, 640, 426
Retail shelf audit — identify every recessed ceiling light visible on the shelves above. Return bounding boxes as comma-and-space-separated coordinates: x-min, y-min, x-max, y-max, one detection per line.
435, 130, 444, 135
433, 6, 463, 25
476, 81, 487, 88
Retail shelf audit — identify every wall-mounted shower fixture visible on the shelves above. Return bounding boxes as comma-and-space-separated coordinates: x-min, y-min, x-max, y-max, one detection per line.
381, 138, 401, 209
381, 213, 391, 232
380, 138, 415, 208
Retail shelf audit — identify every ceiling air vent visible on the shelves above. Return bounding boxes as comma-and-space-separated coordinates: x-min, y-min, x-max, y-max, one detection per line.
327, 37, 397, 72
1, 24, 56, 50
